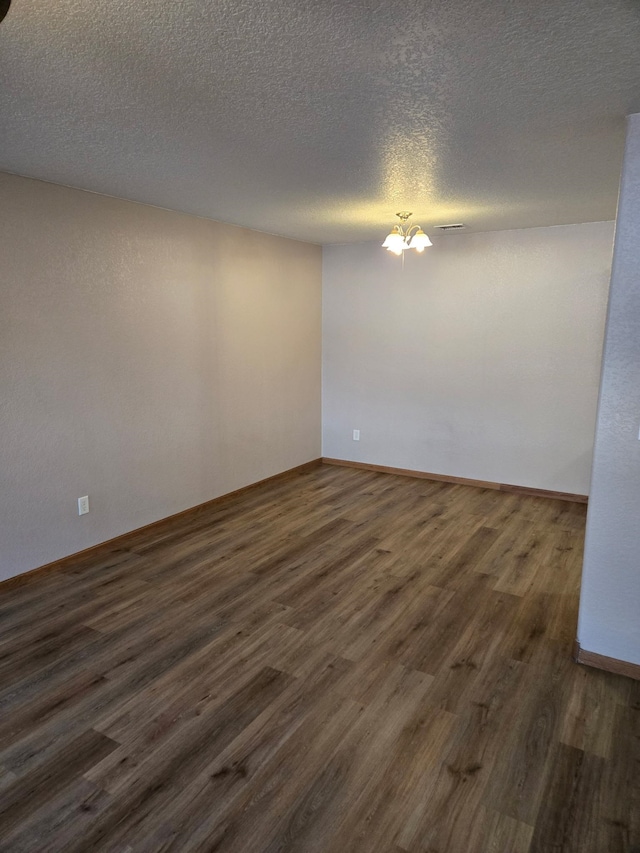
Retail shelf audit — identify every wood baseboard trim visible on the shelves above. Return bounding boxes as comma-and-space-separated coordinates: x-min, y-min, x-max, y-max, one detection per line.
573, 641, 640, 681
321, 458, 588, 503
0, 458, 323, 592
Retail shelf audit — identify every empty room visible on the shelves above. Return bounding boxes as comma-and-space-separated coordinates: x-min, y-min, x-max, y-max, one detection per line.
0, 1, 639, 851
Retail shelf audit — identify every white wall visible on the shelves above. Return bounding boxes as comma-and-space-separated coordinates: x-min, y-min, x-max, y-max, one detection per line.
578, 113, 640, 666
322, 222, 613, 494
0, 173, 322, 581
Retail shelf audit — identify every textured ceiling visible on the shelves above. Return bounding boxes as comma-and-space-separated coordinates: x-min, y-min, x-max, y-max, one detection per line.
1, 0, 639, 244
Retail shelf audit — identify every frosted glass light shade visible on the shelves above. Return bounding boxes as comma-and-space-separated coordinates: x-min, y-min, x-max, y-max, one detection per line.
410, 228, 432, 252
382, 227, 406, 252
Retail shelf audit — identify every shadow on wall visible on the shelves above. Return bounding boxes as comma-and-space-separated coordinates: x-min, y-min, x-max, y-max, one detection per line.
551, 449, 595, 498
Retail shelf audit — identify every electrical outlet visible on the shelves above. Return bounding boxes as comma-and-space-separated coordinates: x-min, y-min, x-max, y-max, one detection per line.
78, 495, 90, 516
353, 429, 360, 441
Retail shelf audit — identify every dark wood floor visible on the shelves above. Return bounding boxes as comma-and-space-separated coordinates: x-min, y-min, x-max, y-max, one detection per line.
0, 464, 638, 853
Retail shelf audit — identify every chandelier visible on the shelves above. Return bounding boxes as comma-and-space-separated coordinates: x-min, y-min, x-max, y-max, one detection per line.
382, 212, 432, 255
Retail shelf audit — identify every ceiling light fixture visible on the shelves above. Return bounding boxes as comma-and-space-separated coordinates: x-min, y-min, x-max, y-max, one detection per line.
382, 212, 432, 256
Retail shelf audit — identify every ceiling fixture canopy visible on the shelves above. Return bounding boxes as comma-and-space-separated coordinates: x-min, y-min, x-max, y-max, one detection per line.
382, 212, 432, 256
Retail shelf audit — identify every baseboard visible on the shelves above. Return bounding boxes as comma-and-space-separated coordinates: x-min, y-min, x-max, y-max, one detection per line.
573, 641, 640, 681
0, 458, 323, 592
1, 456, 586, 594
321, 458, 588, 504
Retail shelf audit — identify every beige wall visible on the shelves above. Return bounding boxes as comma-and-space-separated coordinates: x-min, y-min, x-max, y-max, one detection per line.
323, 222, 613, 495
0, 173, 322, 581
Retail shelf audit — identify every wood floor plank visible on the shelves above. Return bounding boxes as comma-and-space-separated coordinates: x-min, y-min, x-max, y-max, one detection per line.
68, 667, 294, 853
528, 744, 610, 853
0, 728, 117, 836
0, 464, 635, 853
0, 777, 111, 853
159, 691, 367, 853
483, 641, 577, 826
480, 810, 534, 853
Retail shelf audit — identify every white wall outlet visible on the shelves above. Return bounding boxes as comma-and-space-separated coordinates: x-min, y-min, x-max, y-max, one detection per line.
78, 495, 90, 516
353, 429, 360, 441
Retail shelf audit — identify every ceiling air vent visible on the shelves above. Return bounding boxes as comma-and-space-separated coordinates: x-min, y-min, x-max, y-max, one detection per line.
434, 223, 466, 232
